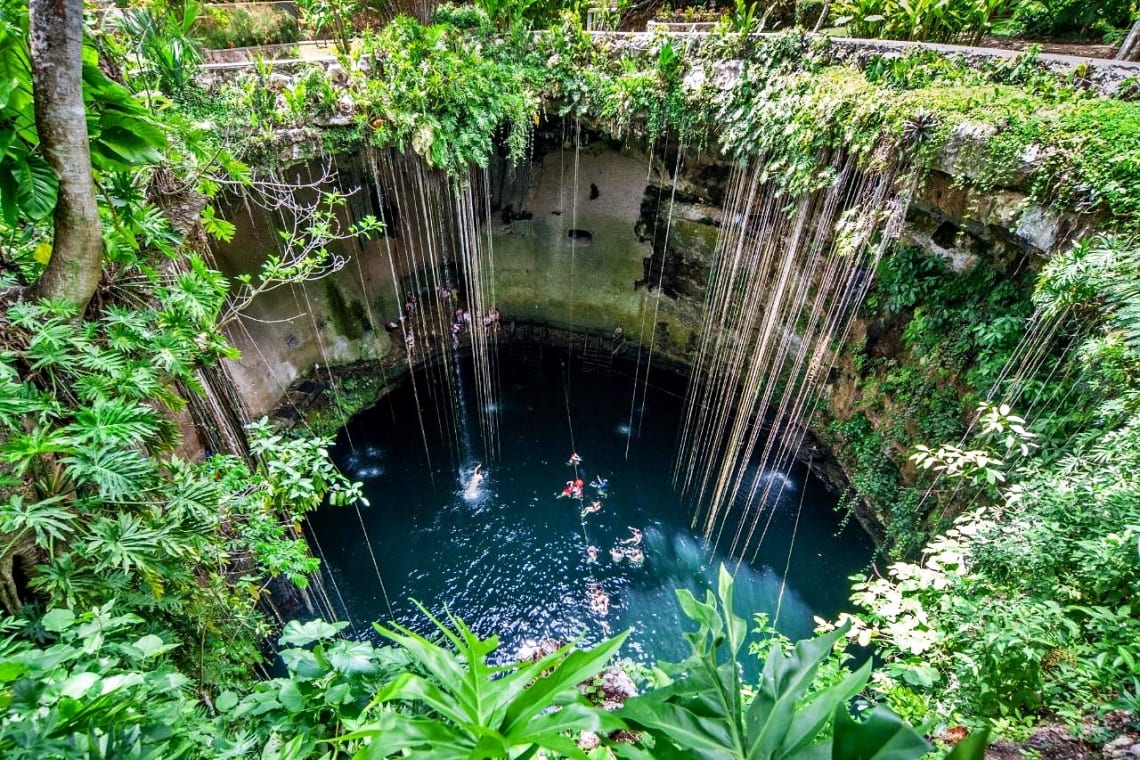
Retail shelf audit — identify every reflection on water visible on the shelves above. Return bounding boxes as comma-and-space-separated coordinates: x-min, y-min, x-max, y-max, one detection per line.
306, 349, 872, 670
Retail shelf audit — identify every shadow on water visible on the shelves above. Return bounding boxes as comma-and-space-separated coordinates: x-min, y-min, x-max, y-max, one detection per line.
305, 347, 872, 674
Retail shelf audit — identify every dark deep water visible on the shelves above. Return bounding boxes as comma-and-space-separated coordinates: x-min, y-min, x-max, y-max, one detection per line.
306, 346, 872, 668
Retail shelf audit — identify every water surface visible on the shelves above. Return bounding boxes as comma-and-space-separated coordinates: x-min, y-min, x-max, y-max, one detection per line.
307, 347, 872, 667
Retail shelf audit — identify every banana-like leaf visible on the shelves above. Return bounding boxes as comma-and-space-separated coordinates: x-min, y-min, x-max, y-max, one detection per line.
944, 729, 990, 760
831, 705, 931, 760
13, 152, 57, 221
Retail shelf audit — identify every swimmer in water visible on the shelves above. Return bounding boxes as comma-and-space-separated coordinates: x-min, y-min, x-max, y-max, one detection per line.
620, 527, 643, 546
580, 500, 602, 518
610, 546, 624, 563
590, 475, 608, 491
568, 452, 582, 466
625, 547, 645, 566
589, 584, 609, 616
586, 545, 598, 563
463, 465, 484, 498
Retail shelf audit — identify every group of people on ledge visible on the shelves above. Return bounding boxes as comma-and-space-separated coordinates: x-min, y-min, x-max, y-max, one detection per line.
384, 284, 502, 354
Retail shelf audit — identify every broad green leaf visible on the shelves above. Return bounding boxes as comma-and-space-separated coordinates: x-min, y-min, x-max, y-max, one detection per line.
372, 672, 472, 727
42, 607, 75, 633
618, 696, 735, 753
372, 623, 469, 701
0, 661, 28, 682
0, 163, 17, 224
831, 705, 931, 760
279, 679, 306, 713
779, 659, 871, 756
215, 690, 239, 712
675, 587, 720, 635
945, 729, 990, 760
751, 626, 848, 757
59, 671, 100, 699
278, 618, 347, 647
13, 153, 57, 221
502, 631, 628, 734
717, 564, 747, 657
326, 640, 380, 675
348, 712, 472, 758
132, 633, 172, 659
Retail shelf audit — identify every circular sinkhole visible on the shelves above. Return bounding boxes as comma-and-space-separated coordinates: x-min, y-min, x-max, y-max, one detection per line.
306, 346, 871, 667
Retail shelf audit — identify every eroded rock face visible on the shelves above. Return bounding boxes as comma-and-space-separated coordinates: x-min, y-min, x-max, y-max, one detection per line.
216, 121, 1093, 545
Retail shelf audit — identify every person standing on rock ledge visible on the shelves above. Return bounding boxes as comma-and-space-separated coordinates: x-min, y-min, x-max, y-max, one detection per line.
612, 324, 625, 353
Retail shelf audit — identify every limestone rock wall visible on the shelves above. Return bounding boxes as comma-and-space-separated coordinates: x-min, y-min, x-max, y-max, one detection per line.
213, 122, 1093, 544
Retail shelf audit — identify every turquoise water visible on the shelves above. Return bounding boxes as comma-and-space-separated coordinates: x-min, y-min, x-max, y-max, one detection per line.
307, 347, 872, 666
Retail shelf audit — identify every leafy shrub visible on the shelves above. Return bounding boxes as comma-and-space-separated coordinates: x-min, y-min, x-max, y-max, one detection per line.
195, 3, 301, 48
832, 0, 1010, 43
1011, 0, 1134, 39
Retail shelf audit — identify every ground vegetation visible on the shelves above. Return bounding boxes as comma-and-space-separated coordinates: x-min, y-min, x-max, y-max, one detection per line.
0, 0, 1136, 754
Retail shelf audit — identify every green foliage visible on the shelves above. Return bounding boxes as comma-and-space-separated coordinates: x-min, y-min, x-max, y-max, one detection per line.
847, 237, 1140, 731
298, 0, 358, 56
189, 9, 1140, 231
196, 3, 301, 49
1037, 234, 1140, 353
0, 0, 168, 227
829, 415, 924, 556
212, 618, 412, 757
474, 0, 562, 33
1011, 0, 1135, 39
114, 0, 205, 96
0, 281, 365, 676
615, 565, 936, 759
832, 0, 1009, 43
358, 17, 539, 172
349, 603, 628, 758
0, 604, 210, 758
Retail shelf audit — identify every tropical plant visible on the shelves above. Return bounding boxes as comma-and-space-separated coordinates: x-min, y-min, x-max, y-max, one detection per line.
475, 0, 561, 33
356, 17, 539, 172
114, 0, 206, 97
832, 0, 1011, 43
0, 605, 212, 758
614, 565, 953, 759
297, 0, 359, 56
1011, 0, 1134, 39
347, 603, 628, 757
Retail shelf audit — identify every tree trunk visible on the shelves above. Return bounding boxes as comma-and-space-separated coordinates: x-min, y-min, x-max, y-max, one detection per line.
1117, 18, 1140, 61
813, 0, 831, 32
29, 0, 103, 314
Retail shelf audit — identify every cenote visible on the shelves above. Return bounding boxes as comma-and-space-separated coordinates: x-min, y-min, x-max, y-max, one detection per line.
307, 345, 872, 667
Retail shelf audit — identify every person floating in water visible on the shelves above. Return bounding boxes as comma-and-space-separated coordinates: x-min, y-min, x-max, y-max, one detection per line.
463, 465, 483, 499
624, 547, 645, 566
581, 500, 602, 518
589, 475, 608, 494
586, 545, 598, 563
589, 584, 609, 616
568, 452, 582, 466
621, 527, 643, 546
557, 478, 583, 499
